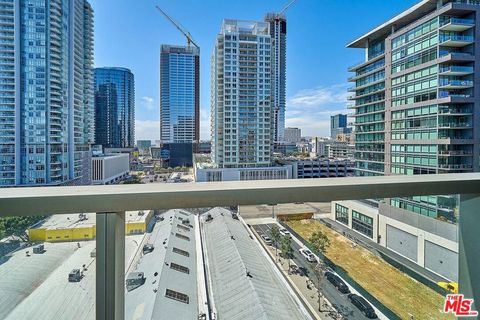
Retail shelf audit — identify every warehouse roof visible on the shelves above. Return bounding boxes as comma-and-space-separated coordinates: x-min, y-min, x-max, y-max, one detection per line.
202, 207, 308, 320
31, 210, 151, 230
126, 209, 204, 320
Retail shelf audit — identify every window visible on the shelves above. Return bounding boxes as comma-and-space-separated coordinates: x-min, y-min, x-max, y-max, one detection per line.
175, 233, 190, 241
352, 211, 373, 238
165, 289, 189, 304
177, 224, 190, 232
170, 262, 190, 274
172, 247, 190, 257
335, 204, 349, 225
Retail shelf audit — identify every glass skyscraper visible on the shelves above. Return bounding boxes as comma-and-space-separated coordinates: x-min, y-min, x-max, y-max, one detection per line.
0, 0, 94, 187
94, 67, 135, 148
330, 114, 351, 139
265, 13, 287, 143
160, 45, 200, 144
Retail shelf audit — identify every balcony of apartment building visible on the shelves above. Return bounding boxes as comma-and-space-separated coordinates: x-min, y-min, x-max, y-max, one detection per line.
439, 17, 475, 32
2, 174, 479, 319
439, 33, 474, 47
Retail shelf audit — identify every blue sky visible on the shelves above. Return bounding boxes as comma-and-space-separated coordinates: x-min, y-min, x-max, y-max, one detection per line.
89, 0, 418, 141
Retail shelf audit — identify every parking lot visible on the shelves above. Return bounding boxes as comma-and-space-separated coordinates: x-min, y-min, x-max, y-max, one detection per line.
252, 223, 383, 320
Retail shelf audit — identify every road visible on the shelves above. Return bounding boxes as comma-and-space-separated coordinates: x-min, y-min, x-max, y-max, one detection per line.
253, 223, 373, 320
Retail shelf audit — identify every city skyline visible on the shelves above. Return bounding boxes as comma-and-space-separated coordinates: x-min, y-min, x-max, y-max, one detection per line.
90, 0, 418, 141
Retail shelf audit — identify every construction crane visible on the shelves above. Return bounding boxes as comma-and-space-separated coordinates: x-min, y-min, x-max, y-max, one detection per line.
155, 5, 199, 49
279, 0, 297, 15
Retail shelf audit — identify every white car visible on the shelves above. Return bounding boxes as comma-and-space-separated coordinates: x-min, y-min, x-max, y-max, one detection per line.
260, 235, 273, 245
299, 248, 317, 263
279, 228, 290, 237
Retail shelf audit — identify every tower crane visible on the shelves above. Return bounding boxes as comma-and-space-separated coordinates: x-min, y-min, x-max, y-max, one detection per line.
279, 0, 297, 15
155, 5, 199, 49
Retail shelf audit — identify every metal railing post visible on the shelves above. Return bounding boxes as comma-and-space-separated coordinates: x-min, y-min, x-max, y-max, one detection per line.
459, 194, 480, 312
96, 212, 125, 320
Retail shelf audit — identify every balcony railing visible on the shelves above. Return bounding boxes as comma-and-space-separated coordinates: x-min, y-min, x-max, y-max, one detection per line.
0, 174, 480, 319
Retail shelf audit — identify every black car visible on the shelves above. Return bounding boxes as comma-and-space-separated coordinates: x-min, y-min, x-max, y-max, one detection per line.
325, 271, 350, 294
143, 244, 154, 254
348, 294, 377, 319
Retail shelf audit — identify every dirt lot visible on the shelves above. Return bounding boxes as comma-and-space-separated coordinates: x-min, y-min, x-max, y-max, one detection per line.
287, 219, 453, 320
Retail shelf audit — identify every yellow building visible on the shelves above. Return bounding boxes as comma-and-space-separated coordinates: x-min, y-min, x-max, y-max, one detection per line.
29, 210, 153, 242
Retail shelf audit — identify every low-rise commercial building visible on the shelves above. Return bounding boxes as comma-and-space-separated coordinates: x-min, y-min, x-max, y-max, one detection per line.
291, 158, 354, 178
29, 210, 153, 242
194, 155, 293, 182
92, 153, 130, 184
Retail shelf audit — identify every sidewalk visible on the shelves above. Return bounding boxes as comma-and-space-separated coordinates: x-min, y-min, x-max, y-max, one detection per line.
250, 227, 337, 320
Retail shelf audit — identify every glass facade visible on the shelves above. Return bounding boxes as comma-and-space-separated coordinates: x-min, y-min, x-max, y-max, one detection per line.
94, 67, 135, 148
349, 0, 477, 222
352, 210, 373, 238
335, 204, 349, 226
160, 45, 199, 144
0, 0, 94, 186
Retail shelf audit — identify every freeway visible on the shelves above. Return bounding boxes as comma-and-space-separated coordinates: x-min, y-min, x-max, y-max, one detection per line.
253, 223, 377, 320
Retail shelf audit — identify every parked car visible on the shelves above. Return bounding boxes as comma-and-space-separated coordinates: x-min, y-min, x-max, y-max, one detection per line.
143, 244, 154, 254
348, 294, 377, 319
325, 271, 350, 294
299, 248, 317, 263
279, 228, 290, 237
260, 235, 273, 245
68, 269, 83, 282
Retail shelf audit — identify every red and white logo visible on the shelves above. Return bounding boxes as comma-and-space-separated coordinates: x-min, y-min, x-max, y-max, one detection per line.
443, 294, 478, 317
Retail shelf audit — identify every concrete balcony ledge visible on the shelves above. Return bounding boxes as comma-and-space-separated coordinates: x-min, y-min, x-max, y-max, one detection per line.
1, 173, 480, 217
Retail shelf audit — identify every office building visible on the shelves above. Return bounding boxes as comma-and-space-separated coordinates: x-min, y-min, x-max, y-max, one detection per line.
284, 127, 302, 143
0, 0, 94, 186
211, 20, 272, 168
94, 67, 135, 149
330, 114, 351, 139
91, 153, 130, 185
160, 45, 200, 144
151, 143, 193, 168
265, 13, 287, 143
348, 0, 480, 222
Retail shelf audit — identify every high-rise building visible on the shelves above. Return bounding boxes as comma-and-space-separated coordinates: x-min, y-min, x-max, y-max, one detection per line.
265, 13, 287, 143
94, 67, 135, 149
330, 114, 351, 139
284, 127, 302, 143
160, 45, 200, 144
211, 20, 272, 168
348, 0, 479, 221
0, 0, 94, 187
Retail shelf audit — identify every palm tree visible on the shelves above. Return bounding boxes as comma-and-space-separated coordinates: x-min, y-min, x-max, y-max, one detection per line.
269, 225, 281, 257
280, 235, 293, 272
309, 230, 331, 312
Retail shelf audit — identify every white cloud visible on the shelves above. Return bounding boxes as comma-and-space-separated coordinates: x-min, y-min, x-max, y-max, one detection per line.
135, 119, 159, 142
286, 83, 350, 137
141, 96, 155, 111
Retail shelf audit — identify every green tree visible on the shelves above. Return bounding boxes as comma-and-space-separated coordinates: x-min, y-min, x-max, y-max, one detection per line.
309, 230, 331, 312
0, 216, 45, 241
269, 225, 281, 257
280, 235, 293, 271
309, 230, 331, 255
